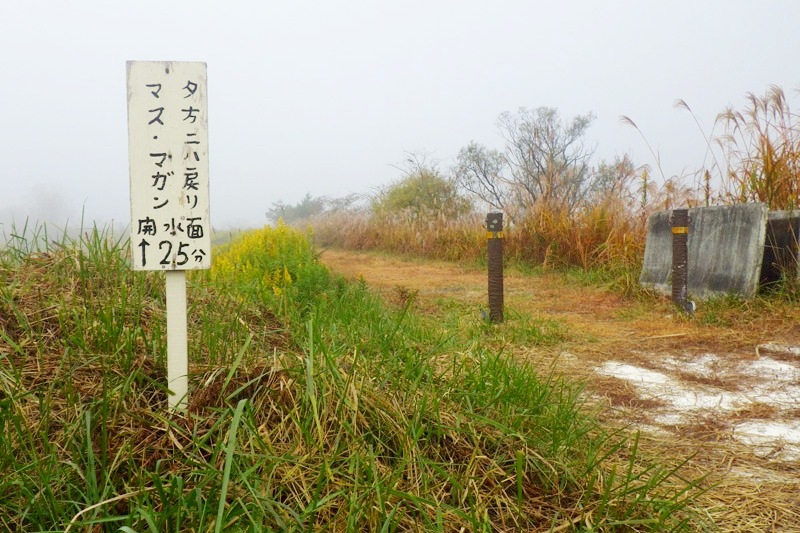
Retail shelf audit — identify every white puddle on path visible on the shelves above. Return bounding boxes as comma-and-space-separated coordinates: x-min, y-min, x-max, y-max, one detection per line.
595, 347, 800, 461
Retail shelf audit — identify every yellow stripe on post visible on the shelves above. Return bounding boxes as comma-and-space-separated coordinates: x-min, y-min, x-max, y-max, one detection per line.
486, 231, 504, 239
672, 226, 688, 235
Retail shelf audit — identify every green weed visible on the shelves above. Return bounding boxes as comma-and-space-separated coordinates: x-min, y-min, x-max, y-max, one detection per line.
0, 222, 712, 531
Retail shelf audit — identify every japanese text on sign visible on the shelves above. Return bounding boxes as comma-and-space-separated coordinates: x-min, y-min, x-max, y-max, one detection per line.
127, 61, 211, 271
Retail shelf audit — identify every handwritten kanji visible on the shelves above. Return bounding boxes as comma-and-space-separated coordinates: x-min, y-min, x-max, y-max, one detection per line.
186, 217, 204, 238
137, 217, 157, 235
183, 168, 199, 190
163, 218, 184, 235
181, 107, 199, 123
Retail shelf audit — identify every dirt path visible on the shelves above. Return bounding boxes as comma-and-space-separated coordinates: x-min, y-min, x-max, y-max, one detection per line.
321, 248, 800, 530
320, 248, 797, 366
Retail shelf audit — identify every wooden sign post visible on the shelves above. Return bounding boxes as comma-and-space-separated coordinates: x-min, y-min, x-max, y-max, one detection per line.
126, 61, 211, 410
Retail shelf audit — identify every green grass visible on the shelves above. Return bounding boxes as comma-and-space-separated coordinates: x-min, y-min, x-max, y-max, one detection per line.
0, 223, 713, 531
427, 299, 569, 349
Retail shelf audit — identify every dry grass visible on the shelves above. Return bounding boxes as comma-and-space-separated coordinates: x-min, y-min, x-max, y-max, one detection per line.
313, 198, 648, 277
715, 85, 800, 209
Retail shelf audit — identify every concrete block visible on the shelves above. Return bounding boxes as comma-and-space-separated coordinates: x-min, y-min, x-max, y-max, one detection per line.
761, 210, 800, 286
639, 203, 768, 299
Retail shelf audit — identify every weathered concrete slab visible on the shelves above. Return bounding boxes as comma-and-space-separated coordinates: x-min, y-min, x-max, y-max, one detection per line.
639, 203, 768, 299
761, 210, 800, 286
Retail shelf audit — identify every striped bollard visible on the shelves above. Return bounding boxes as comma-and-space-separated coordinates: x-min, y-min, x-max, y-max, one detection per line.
671, 208, 694, 313
486, 212, 504, 323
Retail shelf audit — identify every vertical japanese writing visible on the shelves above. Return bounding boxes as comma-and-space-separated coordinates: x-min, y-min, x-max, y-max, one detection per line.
127, 61, 211, 271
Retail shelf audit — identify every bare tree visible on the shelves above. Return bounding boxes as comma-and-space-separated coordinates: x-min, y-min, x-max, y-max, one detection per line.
452, 141, 509, 212
589, 154, 641, 206
497, 107, 595, 214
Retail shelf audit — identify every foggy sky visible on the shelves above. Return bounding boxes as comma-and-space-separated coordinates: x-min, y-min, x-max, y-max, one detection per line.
1, 0, 798, 229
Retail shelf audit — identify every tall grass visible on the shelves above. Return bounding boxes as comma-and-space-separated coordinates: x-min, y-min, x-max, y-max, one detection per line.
506, 200, 645, 272
0, 222, 711, 530
714, 85, 800, 210
313, 208, 487, 263
313, 198, 647, 276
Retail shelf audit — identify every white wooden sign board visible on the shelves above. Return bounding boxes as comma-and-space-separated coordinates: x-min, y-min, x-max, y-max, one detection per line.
126, 60, 211, 410
127, 60, 211, 271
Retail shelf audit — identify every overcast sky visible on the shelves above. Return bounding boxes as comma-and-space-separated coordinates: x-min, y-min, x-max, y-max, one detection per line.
1, 1, 798, 230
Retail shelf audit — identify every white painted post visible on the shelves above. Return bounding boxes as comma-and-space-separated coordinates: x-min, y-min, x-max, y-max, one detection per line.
166, 270, 188, 409
126, 60, 212, 411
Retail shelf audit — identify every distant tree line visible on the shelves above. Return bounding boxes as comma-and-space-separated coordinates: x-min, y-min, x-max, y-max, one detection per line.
269, 106, 643, 225
266, 193, 361, 225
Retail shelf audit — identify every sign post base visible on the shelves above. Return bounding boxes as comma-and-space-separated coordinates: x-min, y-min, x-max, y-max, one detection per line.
166, 270, 188, 410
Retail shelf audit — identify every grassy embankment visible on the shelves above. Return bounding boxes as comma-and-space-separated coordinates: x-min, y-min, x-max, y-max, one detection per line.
0, 222, 713, 531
